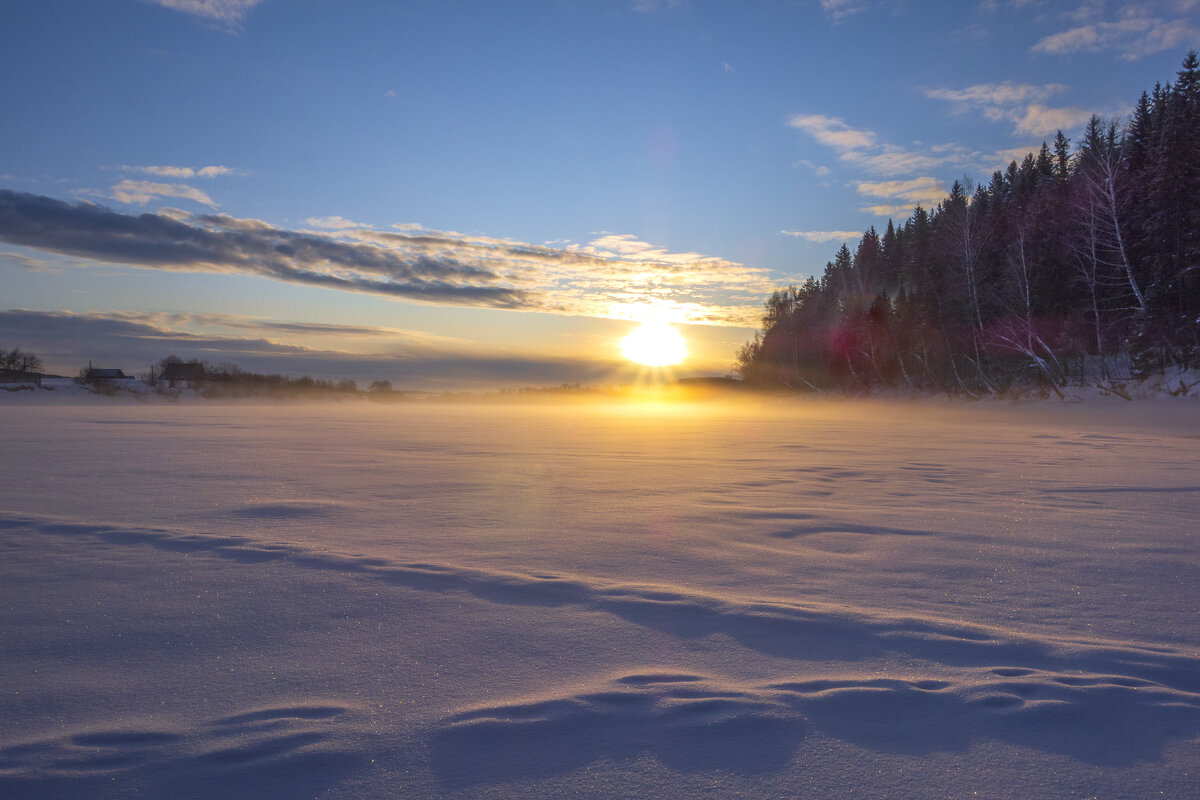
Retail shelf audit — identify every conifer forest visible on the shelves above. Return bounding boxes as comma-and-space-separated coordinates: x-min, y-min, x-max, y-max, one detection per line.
737, 52, 1200, 396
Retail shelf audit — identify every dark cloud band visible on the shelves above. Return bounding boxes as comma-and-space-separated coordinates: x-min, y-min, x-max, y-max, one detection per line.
0, 191, 534, 309
0, 309, 624, 390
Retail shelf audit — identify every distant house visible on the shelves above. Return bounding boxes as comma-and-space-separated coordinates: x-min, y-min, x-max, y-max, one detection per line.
0, 369, 43, 386
159, 362, 207, 389
84, 367, 130, 382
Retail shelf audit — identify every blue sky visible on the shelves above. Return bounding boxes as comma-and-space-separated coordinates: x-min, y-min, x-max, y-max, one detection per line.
2, 0, 1197, 388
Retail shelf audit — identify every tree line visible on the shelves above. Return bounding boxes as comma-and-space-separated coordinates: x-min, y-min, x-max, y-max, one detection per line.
737, 51, 1200, 397
0, 349, 401, 397
148, 356, 397, 397
0, 347, 44, 374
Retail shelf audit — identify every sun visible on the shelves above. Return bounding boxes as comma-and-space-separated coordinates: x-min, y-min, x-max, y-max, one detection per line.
620, 321, 687, 367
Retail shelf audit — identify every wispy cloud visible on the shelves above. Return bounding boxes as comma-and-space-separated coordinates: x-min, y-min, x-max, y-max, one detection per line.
0, 251, 55, 273
788, 114, 965, 177
121, 165, 239, 178
0, 308, 304, 363
788, 114, 877, 151
857, 177, 948, 207
978, 0, 1043, 14
0, 191, 771, 327
780, 230, 863, 243
861, 203, 922, 217
304, 216, 369, 231
794, 159, 832, 177
854, 177, 949, 217
840, 145, 953, 176
925, 82, 1067, 117
333, 227, 775, 325
108, 180, 216, 207
632, 0, 685, 12
139, 0, 265, 28
97, 310, 471, 348
924, 81, 1092, 138
787, 107, 1053, 218
790, 111, 1050, 182
1013, 104, 1095, 137
820, 0, 869, 23
1032, 2, 1200, 59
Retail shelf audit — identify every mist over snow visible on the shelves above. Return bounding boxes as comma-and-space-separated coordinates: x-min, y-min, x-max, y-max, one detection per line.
1, 397, 1197, 798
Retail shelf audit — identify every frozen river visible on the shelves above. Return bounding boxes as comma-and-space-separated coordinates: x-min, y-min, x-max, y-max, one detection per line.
1, 398, 1197, 798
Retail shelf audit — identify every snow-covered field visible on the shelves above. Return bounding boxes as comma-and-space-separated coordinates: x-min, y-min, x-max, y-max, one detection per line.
1, 397, 1197, 799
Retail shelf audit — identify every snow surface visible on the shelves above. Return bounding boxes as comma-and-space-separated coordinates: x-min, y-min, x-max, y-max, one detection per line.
0, 397, 1197, 798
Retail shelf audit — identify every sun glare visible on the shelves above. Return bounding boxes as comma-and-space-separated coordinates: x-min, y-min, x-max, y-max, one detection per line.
620, 321, 687, 367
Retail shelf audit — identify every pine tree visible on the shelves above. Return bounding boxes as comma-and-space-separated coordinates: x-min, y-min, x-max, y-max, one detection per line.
1053, 131, 1071, 182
